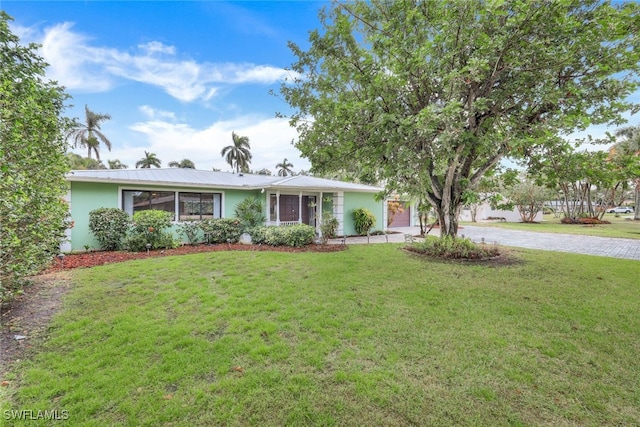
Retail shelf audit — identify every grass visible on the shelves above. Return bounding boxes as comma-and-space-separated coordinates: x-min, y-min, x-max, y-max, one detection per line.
462, 214, 640, 240
3, 245, 640, 426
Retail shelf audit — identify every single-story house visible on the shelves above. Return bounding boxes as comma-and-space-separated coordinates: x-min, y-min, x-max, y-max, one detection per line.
63, 168, 386, 252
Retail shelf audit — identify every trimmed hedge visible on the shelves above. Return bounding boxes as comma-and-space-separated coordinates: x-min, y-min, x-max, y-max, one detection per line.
88, 207, 130, 250
123, 210, 178, 252
251, 224, 316, 247
200, 218, 243, 244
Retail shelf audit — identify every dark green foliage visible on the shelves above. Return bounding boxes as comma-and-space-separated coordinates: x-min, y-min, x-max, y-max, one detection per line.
353, 208, 376, 235
251, 225, 316, 247
250, 226, 269, 245
408, 236, 500, 260
319, 212, 339, 243
177, 221, 202, 245
199, 218, 243, 244
123, 210, 177, 251
88, 208, 130, 250
233, 197, 266, 232
281, 1, 640, 238
0, 12, 72, 301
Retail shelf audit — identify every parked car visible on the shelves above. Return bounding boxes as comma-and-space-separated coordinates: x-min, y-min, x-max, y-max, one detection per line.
606, 206, 634, 214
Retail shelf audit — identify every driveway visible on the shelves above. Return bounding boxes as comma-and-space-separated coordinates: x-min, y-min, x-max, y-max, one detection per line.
329, 226, 640, 261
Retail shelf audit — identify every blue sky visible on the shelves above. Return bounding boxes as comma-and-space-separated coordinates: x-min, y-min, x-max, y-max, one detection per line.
2, 1, 638, 173
2, 1, 326, 172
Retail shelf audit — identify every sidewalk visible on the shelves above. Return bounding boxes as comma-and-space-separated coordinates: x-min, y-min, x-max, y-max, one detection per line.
328, 226, 640, 261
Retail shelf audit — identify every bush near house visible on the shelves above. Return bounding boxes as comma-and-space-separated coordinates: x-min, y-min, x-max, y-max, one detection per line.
199, 218, 243, 244
88, 208, 130, 250
177, 221, 202, 245
123, 210, 178, 252
319, 212, 339, 244
234, 197, 266, 233
353, 208, 376, 235
251, 224, 316, 247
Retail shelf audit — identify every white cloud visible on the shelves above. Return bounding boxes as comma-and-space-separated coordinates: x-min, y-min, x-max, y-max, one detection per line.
113, 115, 310, 173
139, 41, 175, 55
40, 22, 115, 92
24, 22, 294, 102
139, 105, 177, 121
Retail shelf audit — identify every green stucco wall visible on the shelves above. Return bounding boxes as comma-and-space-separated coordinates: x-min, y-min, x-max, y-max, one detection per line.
342, 192, 385, 236
224, 189, 263, 217
69, 182, 120, 251
68, 182, 266, 252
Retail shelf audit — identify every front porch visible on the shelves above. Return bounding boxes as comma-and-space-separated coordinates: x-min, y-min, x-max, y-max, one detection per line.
265, 191, 344, 236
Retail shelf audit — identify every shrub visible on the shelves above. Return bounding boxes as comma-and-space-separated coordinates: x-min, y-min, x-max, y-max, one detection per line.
353, 208, 376, 235
123, 210, 178, 252
250, 226, 269, 245
319, 212, 339, 244
88, 208, 130, 250
408, 236, 500, 260
177, 221, 202, 244
199, 218, 243, 244
250, 225, 315, 247
561, 216, 610, 225
234, 197, 266, 232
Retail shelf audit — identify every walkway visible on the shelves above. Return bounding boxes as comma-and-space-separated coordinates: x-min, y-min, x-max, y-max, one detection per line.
328, 226, 640, 261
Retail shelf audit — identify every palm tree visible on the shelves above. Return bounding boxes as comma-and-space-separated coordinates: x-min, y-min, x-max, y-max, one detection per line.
108, 159, 128, 169
276, 158, 294, 177
67, 105, 112, 160
168, 159, 196, 168
612, 126, 640, 220
220, 132, 252, 173
135, 151, 162, 169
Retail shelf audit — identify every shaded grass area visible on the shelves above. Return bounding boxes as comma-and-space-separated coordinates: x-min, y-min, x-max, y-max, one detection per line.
4, 245, 640, 426
462, 215, 640, 240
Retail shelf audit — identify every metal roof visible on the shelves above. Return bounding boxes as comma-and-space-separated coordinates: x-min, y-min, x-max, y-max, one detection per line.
67, 168, 382, 193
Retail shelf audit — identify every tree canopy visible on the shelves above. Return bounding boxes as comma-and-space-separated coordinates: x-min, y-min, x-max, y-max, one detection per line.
168, 158, 196, 169
135, 151, 162, 169
0, 12, 72, 299
221, 132, 252, 173
67, 105, 112, 160
276, 158, 294, 176
280, 0, 640, 237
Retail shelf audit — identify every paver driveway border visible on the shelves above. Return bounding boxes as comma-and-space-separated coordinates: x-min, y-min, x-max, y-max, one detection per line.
329, 226, 640, 261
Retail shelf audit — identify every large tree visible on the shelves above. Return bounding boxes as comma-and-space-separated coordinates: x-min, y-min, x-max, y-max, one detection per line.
135, 151, 162, 169
0, 12, 72, 299
168, 158, 196, 168
108, 159, 128, 169
221, 132, 252, 173
67, 104, 112, 160
276, 158, 294, 176
280, 0, 640, 237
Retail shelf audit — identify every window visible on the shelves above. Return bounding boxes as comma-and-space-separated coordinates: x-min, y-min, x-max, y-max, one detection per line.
122, 190, 222, 221
123, 190, 176, 219
179, 192, 221, 221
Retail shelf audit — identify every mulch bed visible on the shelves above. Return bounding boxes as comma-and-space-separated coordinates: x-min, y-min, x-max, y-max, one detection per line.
44, 243, 347, 273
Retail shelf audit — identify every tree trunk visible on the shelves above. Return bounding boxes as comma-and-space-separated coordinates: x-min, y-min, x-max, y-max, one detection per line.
635, 182, 640, 221
433, 198, 461, 238
470, 204, 478, 222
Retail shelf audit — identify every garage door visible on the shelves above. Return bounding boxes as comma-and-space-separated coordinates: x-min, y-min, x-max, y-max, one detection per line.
388, 202, 410, 227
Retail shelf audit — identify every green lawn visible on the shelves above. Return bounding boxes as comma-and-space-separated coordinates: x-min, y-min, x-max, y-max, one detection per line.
3, 245, 640, 426
462, 214, 640, 240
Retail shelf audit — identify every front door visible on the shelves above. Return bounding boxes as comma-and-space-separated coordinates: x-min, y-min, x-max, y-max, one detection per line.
279, 195, 298, 222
